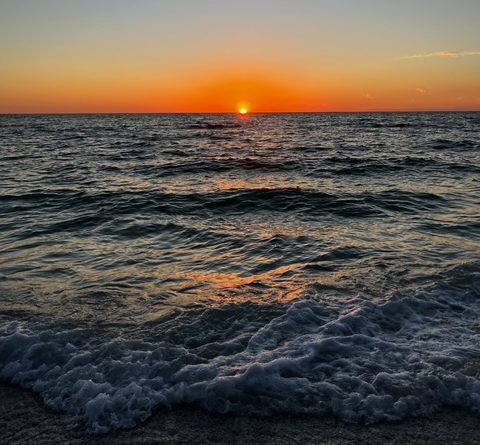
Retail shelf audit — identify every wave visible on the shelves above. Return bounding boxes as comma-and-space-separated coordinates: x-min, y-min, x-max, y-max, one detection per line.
186, 122, 242, 130
429, 138, 479, 151
1, 273, 480, 433
0, 187, 451, 242
135, 158, 298, 177
1, 188, 449, 222
133, 156, 480, 178
367, 122, 416, 129
319, 156, 480, 175
417, 221, 480, 240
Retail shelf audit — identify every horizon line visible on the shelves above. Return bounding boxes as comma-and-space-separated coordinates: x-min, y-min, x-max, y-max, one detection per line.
1, 109, 480, 116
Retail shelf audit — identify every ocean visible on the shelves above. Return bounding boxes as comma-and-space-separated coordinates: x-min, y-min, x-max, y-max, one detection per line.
0, 112, 479, 433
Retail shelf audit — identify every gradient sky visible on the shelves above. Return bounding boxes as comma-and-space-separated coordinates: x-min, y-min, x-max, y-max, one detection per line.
1, 0, 479, 113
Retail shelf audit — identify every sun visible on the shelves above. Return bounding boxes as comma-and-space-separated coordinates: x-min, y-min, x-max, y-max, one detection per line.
238, 106, 249, 115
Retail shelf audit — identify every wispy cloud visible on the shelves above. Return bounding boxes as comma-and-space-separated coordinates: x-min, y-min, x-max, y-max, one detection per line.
403, 50, 480, 60
363, 93, 374, 100
416, 88, 427, 94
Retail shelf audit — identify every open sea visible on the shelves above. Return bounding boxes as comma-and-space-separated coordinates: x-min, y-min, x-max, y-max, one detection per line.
1, 112, 479, 433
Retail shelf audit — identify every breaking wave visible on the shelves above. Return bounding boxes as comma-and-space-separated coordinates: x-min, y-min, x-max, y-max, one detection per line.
1, 273, 480, 433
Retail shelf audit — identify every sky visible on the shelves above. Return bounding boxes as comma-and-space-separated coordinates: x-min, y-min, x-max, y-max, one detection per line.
0, 0, 479, 113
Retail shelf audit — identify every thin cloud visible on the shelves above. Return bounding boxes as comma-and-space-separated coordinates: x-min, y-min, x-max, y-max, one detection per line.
403, 51, 480, 59
416, 88, 427, 94
363, 93, 374, 100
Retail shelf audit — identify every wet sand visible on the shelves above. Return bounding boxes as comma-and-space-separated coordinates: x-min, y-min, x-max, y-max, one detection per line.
0, 383, 479, 445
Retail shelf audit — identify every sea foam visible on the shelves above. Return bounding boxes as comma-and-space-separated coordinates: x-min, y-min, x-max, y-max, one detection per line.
1, 279, 480, 433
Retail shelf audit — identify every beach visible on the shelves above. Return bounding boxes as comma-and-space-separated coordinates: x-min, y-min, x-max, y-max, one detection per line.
2, 383, 479, 445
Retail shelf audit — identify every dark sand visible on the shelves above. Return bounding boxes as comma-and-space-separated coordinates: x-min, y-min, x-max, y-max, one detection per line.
0, 383, 479, 445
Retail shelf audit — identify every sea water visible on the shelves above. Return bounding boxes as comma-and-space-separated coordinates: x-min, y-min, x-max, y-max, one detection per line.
0, 113, 479, 432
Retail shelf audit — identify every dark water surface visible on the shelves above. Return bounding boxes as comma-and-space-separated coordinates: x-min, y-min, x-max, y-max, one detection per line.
1, 113, 479, 432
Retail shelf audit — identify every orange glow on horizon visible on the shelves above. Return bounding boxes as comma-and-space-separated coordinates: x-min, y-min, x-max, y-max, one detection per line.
1, 61, 479, 113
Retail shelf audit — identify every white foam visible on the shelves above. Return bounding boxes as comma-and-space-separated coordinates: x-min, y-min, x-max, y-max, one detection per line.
1, 281, 480, 433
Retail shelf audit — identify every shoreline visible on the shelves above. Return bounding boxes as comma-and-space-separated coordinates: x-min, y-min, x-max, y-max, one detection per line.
1, 383, 479, 445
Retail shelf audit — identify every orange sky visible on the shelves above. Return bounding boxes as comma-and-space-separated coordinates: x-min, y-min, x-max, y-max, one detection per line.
1, 1, 479, 113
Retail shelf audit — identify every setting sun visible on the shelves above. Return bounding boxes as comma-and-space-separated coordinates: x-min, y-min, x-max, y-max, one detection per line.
239, 106, 249, 115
